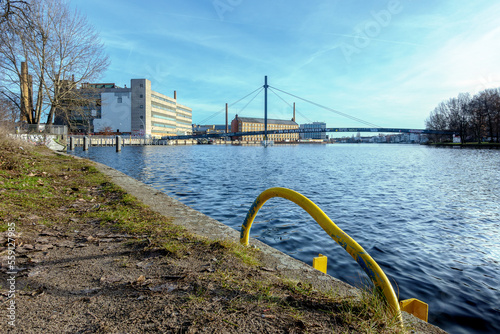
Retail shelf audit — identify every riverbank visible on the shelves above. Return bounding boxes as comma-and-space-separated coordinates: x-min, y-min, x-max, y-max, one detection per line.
0, 135, 446, 333
425, 142, 500, 149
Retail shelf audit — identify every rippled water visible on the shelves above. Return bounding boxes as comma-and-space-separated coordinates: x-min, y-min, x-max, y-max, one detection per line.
71, 144, 500, 333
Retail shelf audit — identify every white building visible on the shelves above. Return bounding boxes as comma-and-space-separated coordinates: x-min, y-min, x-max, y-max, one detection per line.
89, 79, 192, 138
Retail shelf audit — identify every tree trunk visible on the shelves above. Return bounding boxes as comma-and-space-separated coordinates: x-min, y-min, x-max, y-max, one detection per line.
35, 80, 43, 124
20, 61, 33, 123
46, 104, 55, 125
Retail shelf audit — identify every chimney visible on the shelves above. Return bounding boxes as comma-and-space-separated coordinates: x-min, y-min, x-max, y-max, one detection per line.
292, 102, 296, 122
225, 103, 228, 133
174, 91, 177, 100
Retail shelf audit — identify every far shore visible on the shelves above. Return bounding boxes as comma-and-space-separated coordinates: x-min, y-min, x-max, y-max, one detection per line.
424, 142, 500, 149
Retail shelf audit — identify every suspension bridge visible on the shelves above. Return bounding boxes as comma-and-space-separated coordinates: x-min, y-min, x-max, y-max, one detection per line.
163, 76, 455, 141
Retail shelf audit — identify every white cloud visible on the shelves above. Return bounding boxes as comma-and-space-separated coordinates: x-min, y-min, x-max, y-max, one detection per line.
70, 0, 500, 129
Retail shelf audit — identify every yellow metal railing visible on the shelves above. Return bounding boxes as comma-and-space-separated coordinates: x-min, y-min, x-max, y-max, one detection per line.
240, 187, 404, 323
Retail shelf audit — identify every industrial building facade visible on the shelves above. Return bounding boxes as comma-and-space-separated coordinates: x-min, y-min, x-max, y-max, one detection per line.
231, 115, 299, 142
299, 122, 327, 140
62, 79, 192, 138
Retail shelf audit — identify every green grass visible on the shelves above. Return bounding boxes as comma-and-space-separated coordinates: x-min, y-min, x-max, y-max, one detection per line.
207, 239, 262, 267
335, 288, 403, 333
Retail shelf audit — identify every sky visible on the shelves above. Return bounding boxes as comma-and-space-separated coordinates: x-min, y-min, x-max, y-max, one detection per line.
68, 0, 500, 132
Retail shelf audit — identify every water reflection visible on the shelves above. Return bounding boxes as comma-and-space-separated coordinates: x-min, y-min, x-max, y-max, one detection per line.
72, 144, 500, 334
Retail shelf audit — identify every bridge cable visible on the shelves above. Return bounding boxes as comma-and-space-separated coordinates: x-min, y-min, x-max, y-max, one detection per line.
269, 86, 382, 128
268, 87, 313, 123
237, 87, 264, 115
198, 86, 263, 124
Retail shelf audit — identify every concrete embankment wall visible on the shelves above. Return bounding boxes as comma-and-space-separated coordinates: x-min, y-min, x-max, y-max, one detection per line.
64, 154, 446, 333
91, 160, 354, 293
69, 136, 198, 146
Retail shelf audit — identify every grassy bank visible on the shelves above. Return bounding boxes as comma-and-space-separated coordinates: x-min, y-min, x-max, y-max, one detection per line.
0, 132, 410, 333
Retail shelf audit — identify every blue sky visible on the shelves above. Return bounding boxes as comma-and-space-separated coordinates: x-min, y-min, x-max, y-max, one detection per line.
69, 0, 500, 131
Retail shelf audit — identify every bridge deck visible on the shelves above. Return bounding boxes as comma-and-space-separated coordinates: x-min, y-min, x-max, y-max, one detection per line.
165, 128, 454, 140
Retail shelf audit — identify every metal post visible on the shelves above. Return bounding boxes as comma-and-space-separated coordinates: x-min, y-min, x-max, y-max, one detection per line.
69, 137, 75, 150
225, 103, 228, 136
264, 76, 268, 141
116, 135, 121, 152
83, 136, 89, 151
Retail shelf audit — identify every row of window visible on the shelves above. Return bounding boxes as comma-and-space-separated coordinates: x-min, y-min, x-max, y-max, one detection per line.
240, 122, 297, 130
177, 113, 191, 120
176, 119, 192, 126
152, 122, 176, 129
152, 94, 176, 106
152, 112, 176, 122
177, 106, 192, 114
241, 134, 299, 141
152, 101, 176, 112
240, 128, 298, 132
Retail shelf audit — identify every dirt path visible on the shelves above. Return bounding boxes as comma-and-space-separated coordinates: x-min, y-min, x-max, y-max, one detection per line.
0, 221, 365, 333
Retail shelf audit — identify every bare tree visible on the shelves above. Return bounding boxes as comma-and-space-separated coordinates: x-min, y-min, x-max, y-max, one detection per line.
99, 125, 113, 135
0, 95, 18, 130
490, 88, 500, 143
427, 88, 500, 144
425, 102, 450, 142
0, 0, 109, 125
0, 0, 29, 25
447, 93, 471, 144
469, 92, 489, 143
481, 89, 500, 142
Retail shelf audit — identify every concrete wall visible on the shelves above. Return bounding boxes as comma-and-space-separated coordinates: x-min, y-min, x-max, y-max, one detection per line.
131, 79, 152, 137
94, 92, 132, 133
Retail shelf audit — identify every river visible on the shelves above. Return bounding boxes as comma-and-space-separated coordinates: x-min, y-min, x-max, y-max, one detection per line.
71, 143, 500, 333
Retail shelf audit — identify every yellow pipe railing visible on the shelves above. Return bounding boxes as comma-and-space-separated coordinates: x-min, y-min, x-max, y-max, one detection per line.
240, 187, 403, 324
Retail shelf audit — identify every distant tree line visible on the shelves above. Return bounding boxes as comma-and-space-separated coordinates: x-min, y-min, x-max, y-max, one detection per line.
425, 88, 500, 144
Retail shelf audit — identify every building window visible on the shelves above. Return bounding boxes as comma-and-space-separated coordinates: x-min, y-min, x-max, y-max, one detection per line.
140, 94, 143, 98
140, 84, 143, 87
140, 105, 143, 109
117, 97, 122, 103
